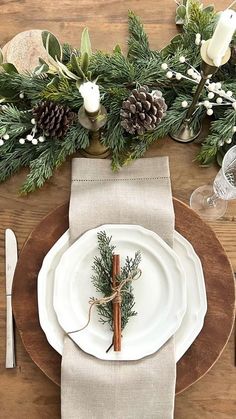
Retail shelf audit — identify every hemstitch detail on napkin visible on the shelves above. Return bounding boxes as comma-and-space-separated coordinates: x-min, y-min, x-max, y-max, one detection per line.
72, 176, 169, 182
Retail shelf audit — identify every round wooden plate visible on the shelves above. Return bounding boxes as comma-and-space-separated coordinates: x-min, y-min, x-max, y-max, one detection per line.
12, 200, 235, 394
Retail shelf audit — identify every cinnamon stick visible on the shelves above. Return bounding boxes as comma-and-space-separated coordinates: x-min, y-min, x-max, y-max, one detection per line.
112, 254, 121, 351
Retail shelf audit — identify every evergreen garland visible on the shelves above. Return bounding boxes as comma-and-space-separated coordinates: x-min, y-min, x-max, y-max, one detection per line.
0, 0, 236, 192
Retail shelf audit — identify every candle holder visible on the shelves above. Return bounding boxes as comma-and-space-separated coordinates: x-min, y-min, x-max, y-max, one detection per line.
170, 39, 231, 143
78, 105, 110, 158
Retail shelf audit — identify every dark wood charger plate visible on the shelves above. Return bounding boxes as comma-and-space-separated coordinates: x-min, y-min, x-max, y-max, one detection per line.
12, 199, 235, 394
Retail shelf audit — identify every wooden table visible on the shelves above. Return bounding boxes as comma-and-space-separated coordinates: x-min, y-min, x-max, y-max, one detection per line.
0, 1, 235, 418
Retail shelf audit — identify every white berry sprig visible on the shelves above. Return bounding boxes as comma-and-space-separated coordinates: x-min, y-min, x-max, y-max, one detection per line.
19, 118, 45, 145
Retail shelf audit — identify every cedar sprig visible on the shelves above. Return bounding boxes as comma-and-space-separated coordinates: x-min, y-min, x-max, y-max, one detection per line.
91, 231, 141, 331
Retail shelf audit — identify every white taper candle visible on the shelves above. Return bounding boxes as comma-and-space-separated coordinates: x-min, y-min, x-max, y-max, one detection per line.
79, 81, 100, 113
207, 9, 236, 67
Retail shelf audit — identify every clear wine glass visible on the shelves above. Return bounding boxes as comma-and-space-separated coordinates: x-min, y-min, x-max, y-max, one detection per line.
190, 145, 236, 220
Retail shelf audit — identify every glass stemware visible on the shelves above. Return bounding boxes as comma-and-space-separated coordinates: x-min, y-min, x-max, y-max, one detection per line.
190, 145, 236, 220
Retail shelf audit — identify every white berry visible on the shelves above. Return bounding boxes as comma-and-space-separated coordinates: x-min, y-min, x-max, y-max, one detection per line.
192, 73, 198, 80
204, 100, 210, 108
161, 63, 168, 70
225, 138, 232, 144
19, 92, 24, 99
166, 71, 173, 79
3, 133, 9, 140
215, 82, 221, 90
226, 90, 233, 97
38, 136, 45, 142
32, 138, 38, 145
208, 83, 215, 92
0, 139, 4, 146
187, 68, 194, 76
19, 138, 25, 144
196, 33, 201, 39
207, 108, 213, 116
181, 100, 188, 108
179, 56, 186, 63
208, 92, 214, 99
218, 140, 224, 147
232, 102, 236, 110
31, 118, 36, 125
175, 73, 182, 80
232, 126, 236, 133
26, 134, 33, 141
216, 97, 223, 104
195, 39, 201, 46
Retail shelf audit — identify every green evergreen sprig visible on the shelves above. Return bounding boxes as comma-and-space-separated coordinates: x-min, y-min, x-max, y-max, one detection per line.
91, 231, 141, 331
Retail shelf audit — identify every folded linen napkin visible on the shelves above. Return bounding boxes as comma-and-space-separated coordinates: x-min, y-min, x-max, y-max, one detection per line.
61, 157, 176, 419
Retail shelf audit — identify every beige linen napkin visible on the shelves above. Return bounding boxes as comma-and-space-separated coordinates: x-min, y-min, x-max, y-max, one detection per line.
61, 157, 176, 419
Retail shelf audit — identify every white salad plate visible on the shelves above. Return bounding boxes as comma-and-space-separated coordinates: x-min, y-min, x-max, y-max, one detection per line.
38, 227, 207, 361
53, 224, 187, 361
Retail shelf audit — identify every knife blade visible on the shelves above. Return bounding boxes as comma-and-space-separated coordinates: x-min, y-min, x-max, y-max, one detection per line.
5, 228, 17, 368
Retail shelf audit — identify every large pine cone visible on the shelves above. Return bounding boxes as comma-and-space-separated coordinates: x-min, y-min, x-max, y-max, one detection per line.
33, 101, 76, 139
120, 86, 167, 135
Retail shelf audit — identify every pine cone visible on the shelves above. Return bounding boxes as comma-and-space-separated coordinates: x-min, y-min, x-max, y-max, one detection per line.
120, 86, 167, 135
33, 101, 76, 139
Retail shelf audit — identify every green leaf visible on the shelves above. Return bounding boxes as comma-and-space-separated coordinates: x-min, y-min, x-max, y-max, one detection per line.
80, 28, 92, 58
34, 63, 49, 75
1, 63, 18, 74
42, 31, 62, 61
203, 5, 214, 14
70, 53, 85, 78
176, 5, 186, 19
47, 76, 60, 87
80, 52, 89, 73
0, 49, 3, 65
55, 57, 79, 80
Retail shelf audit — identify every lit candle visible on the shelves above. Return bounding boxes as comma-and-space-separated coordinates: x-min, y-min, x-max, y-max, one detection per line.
207, 9, 236, 67
79, 81, 100, 113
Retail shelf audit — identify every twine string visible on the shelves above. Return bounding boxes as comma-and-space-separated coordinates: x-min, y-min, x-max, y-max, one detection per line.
67, 268, 142, 335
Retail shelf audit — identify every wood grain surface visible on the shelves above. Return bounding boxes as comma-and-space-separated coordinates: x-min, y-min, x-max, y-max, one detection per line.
0, 1, 236, 418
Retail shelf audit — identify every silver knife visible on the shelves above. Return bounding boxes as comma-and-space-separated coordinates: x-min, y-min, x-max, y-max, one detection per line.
5, 228, 17, 368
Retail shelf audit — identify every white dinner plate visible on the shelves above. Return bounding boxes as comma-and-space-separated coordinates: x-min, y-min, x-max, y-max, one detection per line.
53, 224, 187, 360
38, 228, 207, 361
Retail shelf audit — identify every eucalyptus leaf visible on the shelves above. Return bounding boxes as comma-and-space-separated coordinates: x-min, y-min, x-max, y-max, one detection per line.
203, 5, 214, 14
42, 31, 62, 61
34, 63, 49, 75
1, 63, 18, 74
176, 5, 186, 19
0, 49, 3, 65
80, 28, 92, 57
71, 53, 86, 78
55, 57, 79, 80
80, 52, 89, 73
87, 70, 92, 81
47, 76, 60, 87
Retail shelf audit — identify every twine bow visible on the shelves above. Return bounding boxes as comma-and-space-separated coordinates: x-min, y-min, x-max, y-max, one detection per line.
67, 268, 142, 335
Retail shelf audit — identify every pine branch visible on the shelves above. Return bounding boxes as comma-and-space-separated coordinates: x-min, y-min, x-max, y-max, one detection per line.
92, 231, 141, 331
127, 11, 151, 62
41, 78, 83, 108
0, 143, 37, 183
197, 109, 236, 165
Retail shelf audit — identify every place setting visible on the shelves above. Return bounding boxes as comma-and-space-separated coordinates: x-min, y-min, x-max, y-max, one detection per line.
2, 1, 236, 418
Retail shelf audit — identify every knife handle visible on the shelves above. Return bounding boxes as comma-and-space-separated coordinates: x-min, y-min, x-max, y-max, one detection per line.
6, 295, 16, 368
